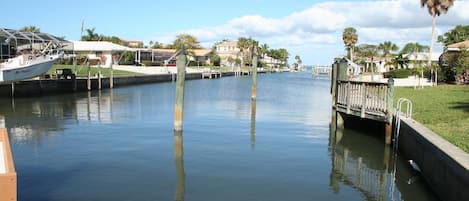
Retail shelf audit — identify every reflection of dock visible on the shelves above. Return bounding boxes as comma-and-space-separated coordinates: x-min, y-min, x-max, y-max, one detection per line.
329, 128, 390, 201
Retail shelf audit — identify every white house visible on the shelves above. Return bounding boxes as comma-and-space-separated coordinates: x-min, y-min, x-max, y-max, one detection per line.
403, 52, 441, 68
64, 41, 132, 66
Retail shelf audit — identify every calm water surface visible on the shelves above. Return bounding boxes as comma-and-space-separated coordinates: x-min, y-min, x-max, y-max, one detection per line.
0, 72, 439, 201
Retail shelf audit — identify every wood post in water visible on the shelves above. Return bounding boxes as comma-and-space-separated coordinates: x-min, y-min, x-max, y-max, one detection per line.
251, 55, 258, 100
73, 58, 77, 91
385, 78, 394, 145
110, 53, 114, 89
98, 64, 102, 90
174, 131, 185, 201
10, 83, 14, 98
174, 50, 186, 132
87, 62, 91, 91
250, 100, 257, 149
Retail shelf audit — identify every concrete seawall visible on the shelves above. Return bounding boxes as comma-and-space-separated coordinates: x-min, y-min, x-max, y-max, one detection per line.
398, 118, 469, 201
0, 72, 244, 97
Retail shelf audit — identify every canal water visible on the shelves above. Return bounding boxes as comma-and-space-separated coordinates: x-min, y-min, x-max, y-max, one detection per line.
1, 72, 439, 201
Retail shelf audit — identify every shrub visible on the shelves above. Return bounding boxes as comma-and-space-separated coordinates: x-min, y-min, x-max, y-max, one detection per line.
383, 68, 412, 78
141, 61, 164, 66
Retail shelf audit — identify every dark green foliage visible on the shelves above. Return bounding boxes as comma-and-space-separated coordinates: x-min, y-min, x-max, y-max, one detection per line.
438, 25, 469, 46
383, 69, 412, 78
119, 51, 135, 65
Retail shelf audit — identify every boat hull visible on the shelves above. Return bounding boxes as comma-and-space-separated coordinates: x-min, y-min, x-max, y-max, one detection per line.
0, 58, 57, 84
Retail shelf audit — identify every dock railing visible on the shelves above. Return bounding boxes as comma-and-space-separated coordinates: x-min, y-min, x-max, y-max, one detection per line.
0, 128, 16, 201
335, 79, 394, 124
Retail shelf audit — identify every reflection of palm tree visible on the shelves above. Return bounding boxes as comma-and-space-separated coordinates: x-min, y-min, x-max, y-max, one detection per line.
421, 0, 454, 85
174, 131, 185, 201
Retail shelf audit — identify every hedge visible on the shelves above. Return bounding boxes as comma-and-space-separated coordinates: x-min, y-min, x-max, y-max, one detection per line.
383, 69, 412, 78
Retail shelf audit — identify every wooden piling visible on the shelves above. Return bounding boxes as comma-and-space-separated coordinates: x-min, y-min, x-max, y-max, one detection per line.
110, 62, 114, 89
10, 83, 14, 98
250, 100, 257, 148
98, 64, 102, 90
174, 50, 186, 132
251, 55, 258, 100
73, 58, 77, 91
174, 131, 185, 201
86, 62, 91, 91
385, 78, 394, 145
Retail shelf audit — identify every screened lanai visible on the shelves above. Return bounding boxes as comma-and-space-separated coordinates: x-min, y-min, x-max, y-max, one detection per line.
0, 28, 70, 59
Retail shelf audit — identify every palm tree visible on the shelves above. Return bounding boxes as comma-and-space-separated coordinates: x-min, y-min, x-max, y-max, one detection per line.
259, 43, 269, 59
390, 54, 410, 69
359, 44, 379, 80
342, 27, 358, 62
20, 26, 41, 33
421, 0, 454, 85
378, 41, 399, 71
81, 28, 100, 41
278, 48, 289, 67
400, 42, 429, 55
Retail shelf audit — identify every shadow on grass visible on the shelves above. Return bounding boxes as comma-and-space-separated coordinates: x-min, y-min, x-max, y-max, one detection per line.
450, 101, 469, 113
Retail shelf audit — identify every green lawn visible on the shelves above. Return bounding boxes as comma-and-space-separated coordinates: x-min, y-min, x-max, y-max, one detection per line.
48, 65, 142, 77
394, 85, 469, 152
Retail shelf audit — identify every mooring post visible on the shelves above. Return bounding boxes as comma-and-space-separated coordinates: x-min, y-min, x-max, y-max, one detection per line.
72, 58, 77, 91
336, 111, 344, 130
331, 62, 338, 107
251, 54, 258, 100
110, 60, 114, 89
174, 130, 185, 201
385, 78, 395, 145
87, 62, 91, 91
98, 64, 102, 90
250, 100, 257, 149
174, 50, 186, 132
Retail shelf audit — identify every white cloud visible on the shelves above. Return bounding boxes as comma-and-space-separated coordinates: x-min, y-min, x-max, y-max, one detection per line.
151, 0, 469, 64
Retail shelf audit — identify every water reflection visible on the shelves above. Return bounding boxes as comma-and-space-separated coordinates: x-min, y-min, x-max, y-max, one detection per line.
329, 119, 439, 201
174, 131, 185, 201
250, 100, 256, 149
0, 90, 115, 144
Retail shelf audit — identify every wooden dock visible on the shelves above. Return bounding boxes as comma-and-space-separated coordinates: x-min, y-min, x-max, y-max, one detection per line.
0, 128, 16, 201
312, 66, 332, 77
331, 58, 394, 144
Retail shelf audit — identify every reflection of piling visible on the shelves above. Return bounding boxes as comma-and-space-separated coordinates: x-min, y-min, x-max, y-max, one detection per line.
174, 131, 185, 201
251, 55, 258, 100
250, 100, 257, 148
10, 83, 14, 98
174, 50, 186, 132
87, 62, 91, 91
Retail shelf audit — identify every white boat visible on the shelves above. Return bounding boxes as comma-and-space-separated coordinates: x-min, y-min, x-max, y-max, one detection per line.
0, 51, 63, 83
0, 28, 68, 84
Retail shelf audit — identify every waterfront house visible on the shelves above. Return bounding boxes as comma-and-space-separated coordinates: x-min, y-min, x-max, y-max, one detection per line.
64, 41, 131, 66
134, 48, 213, 66
215, 40, 282, 68
403, 52, 441, 68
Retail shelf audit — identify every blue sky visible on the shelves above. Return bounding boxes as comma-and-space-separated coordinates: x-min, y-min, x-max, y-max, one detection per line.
2, 0, 468, 65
